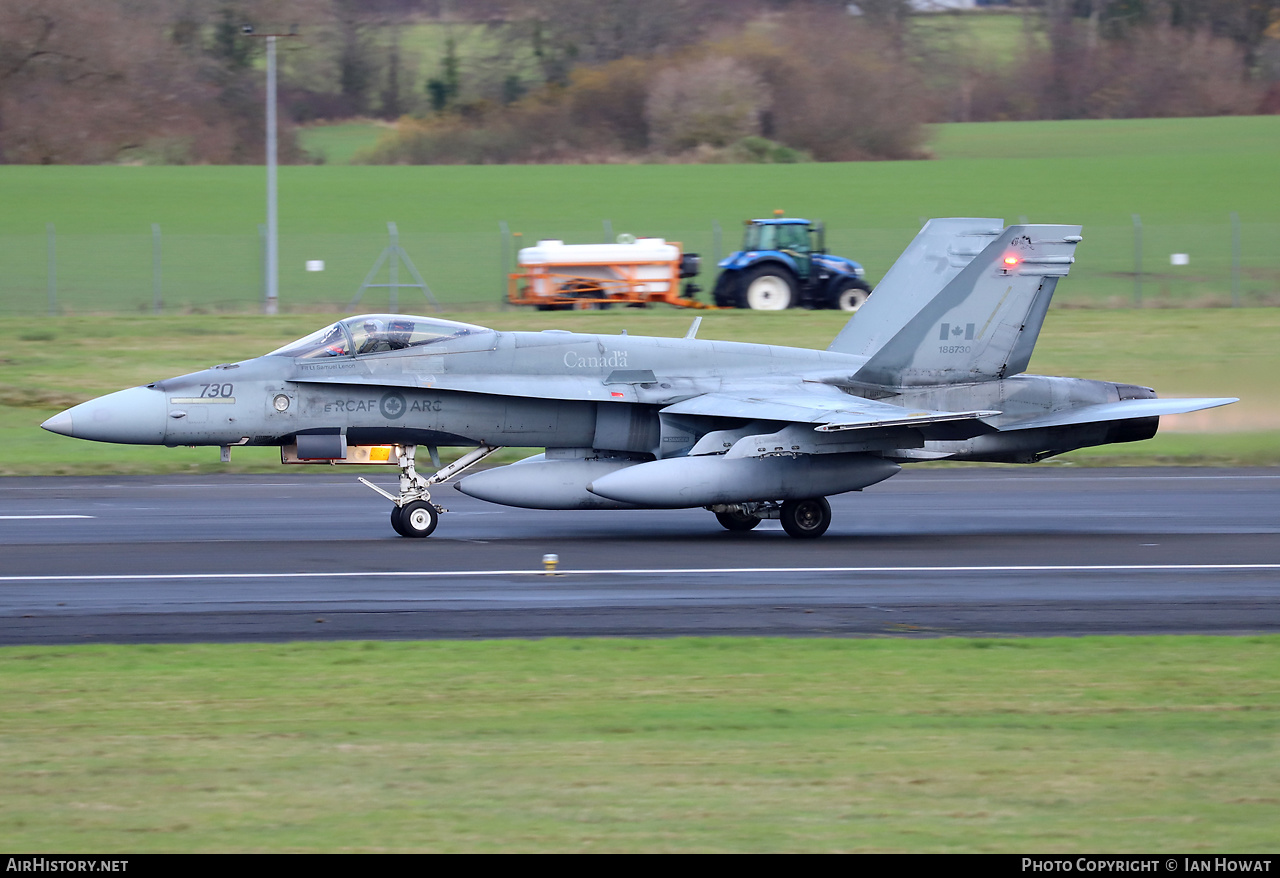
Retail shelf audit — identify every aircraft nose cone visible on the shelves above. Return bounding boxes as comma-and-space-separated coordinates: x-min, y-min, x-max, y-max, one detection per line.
40, 411, 75, 437
41, 386, 167, 444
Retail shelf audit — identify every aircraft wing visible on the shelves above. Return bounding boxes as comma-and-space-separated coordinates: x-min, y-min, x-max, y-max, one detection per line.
661, 386, 999, 435
995, 397, 1239, 431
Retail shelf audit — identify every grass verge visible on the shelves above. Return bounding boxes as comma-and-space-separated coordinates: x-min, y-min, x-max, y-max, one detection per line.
2, 636, 1277, 852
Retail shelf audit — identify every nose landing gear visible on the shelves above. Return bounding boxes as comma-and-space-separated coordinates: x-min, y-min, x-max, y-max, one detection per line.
360, 444, 501, 538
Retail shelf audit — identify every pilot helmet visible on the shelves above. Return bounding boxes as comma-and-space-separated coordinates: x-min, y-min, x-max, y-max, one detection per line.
388, 319, 414, 343
362, 318, 385, 336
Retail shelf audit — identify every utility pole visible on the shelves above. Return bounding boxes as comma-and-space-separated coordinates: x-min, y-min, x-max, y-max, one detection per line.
266, 33, 278, 314
244, 25, 299, 315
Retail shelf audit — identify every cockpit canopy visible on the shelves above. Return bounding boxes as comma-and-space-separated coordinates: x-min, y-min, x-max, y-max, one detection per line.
268, 314, 493, 359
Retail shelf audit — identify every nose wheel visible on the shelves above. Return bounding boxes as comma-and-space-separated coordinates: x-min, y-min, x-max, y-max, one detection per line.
360, 444, 501, 538
392, 500, 439, 538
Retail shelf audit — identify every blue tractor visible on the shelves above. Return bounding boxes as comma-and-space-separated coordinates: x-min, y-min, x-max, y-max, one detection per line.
711, 216, 871, 311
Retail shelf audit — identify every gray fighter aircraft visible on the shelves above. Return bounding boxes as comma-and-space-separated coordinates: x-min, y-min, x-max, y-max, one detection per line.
42, 219, 1236, 539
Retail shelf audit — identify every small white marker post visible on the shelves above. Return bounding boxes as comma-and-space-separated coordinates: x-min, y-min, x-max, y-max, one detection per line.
306, 260, 325, 272
542, 554, 559, 576
1169, 254, 1190, 302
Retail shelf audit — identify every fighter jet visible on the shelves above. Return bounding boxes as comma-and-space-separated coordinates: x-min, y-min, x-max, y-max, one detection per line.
42, 220, 1236, 539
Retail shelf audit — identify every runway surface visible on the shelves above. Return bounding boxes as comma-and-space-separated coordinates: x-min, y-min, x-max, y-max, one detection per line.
1, 467, 1278, 644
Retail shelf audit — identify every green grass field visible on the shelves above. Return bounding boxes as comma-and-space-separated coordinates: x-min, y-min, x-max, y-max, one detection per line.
4, 116, 1278, 314
2, 636, 1277, 852
299, 120, 396, 166
1, 308, 1274, 475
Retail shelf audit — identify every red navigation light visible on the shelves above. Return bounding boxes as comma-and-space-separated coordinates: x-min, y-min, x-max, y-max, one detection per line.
1003, 255, 1020, 267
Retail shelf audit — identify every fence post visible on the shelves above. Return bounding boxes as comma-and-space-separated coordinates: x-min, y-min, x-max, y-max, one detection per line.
499, 220, 510, 307
388, 222, 400, 313
603, 219, 613, 243
1131, 214, 1143, 307
46, 223, 57, 316
1230, 211, 1241, 308
152, 223, 163, 314
712, 220, 722, 267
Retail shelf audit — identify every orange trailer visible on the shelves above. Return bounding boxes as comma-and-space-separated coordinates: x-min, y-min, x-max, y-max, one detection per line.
508, 237, 714, 309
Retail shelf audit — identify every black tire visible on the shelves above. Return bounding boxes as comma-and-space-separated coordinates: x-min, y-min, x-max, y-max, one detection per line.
398, 500, 439, 538
734, 265, 797, 310
715, 509, 762, 532
832, 279, 871, 312
712, 272, 735, 307
780, 497, 831, 539
390, 505, 408, 537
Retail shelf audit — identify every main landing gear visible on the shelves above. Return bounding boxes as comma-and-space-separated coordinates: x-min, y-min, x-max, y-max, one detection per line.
707, 497, 833, 539
359, 444, 501, 538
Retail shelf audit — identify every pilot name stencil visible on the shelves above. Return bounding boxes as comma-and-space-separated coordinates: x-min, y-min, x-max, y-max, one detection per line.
298, 361, 357, 371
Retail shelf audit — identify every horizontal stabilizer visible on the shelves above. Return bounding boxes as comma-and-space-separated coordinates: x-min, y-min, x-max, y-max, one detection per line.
996, 397, 1239, 432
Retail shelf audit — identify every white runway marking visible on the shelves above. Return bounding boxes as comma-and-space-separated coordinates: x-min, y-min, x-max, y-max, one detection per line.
0, 515, 95, 520
2, 563, 1279, 583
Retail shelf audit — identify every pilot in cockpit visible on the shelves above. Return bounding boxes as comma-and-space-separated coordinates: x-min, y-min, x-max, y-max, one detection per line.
356, 318, 391, 354
386, 319, 415, 350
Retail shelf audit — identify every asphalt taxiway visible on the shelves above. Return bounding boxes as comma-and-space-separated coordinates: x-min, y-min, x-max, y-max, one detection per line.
1, 467, 1277, 644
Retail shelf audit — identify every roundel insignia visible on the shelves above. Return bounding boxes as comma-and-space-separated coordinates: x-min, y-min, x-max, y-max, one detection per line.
380, 391, 407, 420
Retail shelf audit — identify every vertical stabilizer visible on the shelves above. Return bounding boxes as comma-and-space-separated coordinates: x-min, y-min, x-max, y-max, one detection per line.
851, 224, 1082, 387
828, 218, 1004, 357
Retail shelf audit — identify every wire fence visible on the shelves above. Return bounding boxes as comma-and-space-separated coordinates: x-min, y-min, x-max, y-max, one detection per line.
3, 218, 1277, 316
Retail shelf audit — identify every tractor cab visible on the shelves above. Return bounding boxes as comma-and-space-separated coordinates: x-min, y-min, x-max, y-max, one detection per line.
741, 218, 825, 281
713, 214, 869, 312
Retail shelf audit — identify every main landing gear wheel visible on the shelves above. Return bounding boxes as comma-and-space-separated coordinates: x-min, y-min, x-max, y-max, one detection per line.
715, 509, 762, 531
398, 500, 439, 538
780, 497, 831, 539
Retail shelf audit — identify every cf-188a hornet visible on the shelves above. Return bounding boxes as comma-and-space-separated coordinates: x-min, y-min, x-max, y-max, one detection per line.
43, 219, 1236, 538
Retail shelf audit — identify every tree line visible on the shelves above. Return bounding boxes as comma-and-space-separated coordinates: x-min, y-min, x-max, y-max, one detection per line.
1, 0, 1277, 165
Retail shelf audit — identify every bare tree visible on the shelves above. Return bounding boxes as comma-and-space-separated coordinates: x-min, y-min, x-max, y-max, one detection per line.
646, 57, 769, 153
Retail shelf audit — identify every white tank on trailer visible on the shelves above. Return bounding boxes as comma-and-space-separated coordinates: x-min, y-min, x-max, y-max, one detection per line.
518, 238, 680, 266
513, 237, 694, 301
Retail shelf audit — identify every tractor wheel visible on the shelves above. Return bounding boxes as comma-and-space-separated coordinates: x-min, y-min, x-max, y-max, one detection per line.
832, 279, 872, 312
736, 265, 797, 310
712, 272, 736, 307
